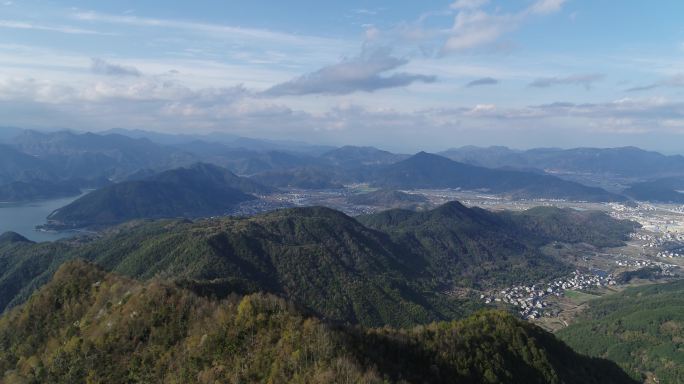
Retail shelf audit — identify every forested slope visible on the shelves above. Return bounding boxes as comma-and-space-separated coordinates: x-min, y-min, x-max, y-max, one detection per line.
0, 261, 637, 384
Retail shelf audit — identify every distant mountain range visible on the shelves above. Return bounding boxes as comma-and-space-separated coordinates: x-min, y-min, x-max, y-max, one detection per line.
102, 127, 336, 154
623, 177, 684, 203
372, 152, 626, 202
0, 143, 55, 185
45, 163, 271, 229
3, 127, 684, 205
321, 145, 409, 167
11, 130, 195, 180
441, 146, 684, 180
0, 180, 82, 202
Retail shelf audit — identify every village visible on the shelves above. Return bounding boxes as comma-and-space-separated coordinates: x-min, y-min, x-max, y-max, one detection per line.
480, 270, 617, 320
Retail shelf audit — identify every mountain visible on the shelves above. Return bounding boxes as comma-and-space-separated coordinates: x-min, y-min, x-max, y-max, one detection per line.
623, 177, 684, 203
178, 144, 320, 175
0, 203, 637, 327
374, 152, 626, 202
66, 206, 465, 327
45, 163, 271, 229
321, 145, 408, 168
0, 231, 31, 244
0, 261, 636, 383
558, 279, 684, 383
348, 189, 428, 208
103, 128, 336, 154
0, 126, 24, 143
441, 146, 684, 180
359, 202, 638, 287
11, 130, 196, 181
0, 233, 73, 312
0, 144, 55, 185
0, 180, 81, 202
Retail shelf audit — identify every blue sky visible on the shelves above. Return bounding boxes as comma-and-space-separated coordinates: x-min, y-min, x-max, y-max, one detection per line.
2, 0, 684, 152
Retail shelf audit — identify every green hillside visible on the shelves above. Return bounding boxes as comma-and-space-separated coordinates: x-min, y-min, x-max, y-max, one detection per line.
0, 202, 636, 329
347, 189, 428, 208
558, 280, 684, 383
359, 202, 638, 287
0, 261, 637, 384
46, 163, 270, 229
374, 152, 626, 202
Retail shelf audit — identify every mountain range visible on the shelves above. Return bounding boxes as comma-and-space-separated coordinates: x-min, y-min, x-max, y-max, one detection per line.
5, 128, 684, 205
372, 152, 626, 202
0, 202, 637, 327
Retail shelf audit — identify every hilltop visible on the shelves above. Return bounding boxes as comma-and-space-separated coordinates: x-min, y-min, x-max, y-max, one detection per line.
45, 163, 271, 229
0, 261, 637, 384
373, 152, 626, 202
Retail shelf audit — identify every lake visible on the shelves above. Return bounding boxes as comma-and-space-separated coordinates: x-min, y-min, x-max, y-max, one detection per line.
0, 194, 85, 242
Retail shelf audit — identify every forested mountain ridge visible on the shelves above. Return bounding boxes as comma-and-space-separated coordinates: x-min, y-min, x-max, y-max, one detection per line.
0, 261, 638, 384
372, 152, 626, 202
0, 202, 638, 328
358, 202, 639, 286
45, 163, 271, 229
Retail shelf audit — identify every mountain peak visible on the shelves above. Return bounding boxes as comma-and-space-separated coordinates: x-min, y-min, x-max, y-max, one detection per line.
0, 231, 33, 245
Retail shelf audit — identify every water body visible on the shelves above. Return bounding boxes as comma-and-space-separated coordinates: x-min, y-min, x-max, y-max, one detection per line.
0, 193, 85, 242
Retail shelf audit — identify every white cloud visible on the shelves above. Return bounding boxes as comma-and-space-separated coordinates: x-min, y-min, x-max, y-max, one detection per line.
465, 77, 499, 87
442, 0, 567, 53
450, 0, 489, 10
443, 11, 516, 52
90, 58, 141, 77
528, 0, 568, 15
0, 19, 108, 35
263, 48, 436, 96
529, 73, 605, 89
626, 73, 684, 92
72, 11, 344, 47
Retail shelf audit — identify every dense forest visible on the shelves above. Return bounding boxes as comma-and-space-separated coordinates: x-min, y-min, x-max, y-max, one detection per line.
45, 163, 271, 229
0, 203, 638, 328
0, 261, 637, 384
558, 280, 684, 383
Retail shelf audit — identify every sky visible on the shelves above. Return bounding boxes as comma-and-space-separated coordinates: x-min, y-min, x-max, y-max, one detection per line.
2, 0, 684, 153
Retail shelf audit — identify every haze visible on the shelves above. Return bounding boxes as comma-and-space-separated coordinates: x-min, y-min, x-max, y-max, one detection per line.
2, 0, 684, 152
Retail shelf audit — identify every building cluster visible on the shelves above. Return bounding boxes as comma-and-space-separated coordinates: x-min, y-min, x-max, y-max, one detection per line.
481, 271, 616, 320
615, 259, 653, 268
614, 259, 678, 277
630, 231, 684, 250
657, 250, 683, 258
